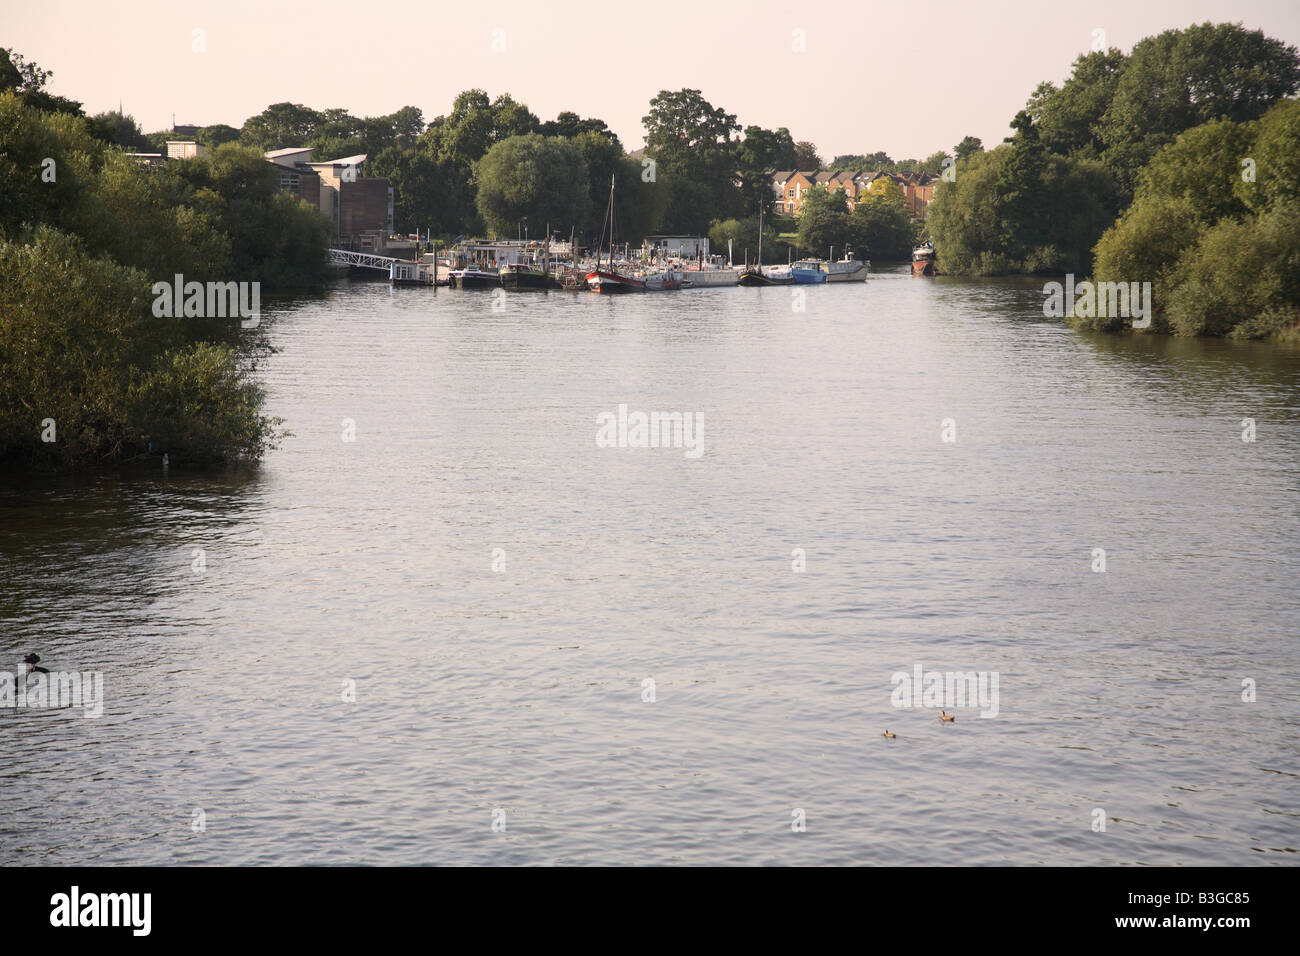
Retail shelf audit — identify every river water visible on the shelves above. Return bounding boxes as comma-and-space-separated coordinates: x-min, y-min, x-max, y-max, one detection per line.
2, 266, 1298, 865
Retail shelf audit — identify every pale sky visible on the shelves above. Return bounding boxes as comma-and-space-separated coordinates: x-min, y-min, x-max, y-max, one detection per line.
8, 0, 1300, 161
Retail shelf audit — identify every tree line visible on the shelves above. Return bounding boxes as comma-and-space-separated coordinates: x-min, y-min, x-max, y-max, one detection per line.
1, 48, 331, 470
925, 22, 1300, 338
79, 76, 956, 260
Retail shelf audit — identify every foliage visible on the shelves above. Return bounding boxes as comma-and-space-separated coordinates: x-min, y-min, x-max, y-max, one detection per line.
1086, 98, 1300, 338
793, 141, 821, 169
850, 192, 917, 260
927, 133, 1118, 276
474, 134, 591, 237
642, 89, 741, 233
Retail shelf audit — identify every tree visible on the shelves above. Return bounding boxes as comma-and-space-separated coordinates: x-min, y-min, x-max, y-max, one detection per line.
240, 102, 324, 149
797, 187, 853, 255
1097, 23, 1300, 195
1025, 49, 1126, 158
849, 191, 916, 260
539, 110, 620, 147
953, 136, 983, 163
474, 134, 591, 238
87, 111, 153, 150
794, 141, 822, 169
0, 47, 82, 114
642, 89, 741, 233
197, 124, 242, 148
926, 140, 1118, 275
832, 151, 892, 170
1087, 97, 1300, 338
736, 125, 797, 216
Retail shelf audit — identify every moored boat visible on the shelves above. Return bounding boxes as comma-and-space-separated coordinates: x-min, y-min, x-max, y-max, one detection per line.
825, 247, 867, 281
587, 175, 647, 292
792, 259, 828, 284
735, 204, 793, 285
681, 257, 740, 288
588, 267, 646, 293
500, 262, 549, 290
448, 263, 499, 289
912, 240, 937, 276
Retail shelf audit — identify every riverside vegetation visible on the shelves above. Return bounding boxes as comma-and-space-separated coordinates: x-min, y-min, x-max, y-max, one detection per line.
925, 22, 1300, 340
0, 50, 331, 470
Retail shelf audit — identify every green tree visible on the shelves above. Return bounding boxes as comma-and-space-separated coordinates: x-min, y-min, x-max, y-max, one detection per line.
1025, 49, 1126, 158
953, 136, 983, 163
87, 110, 153, 150
850, 191, 916, 260
793, 141, 822, 169
797, 187, 853, 255
474, 134, 591, 237
927, 139, 1117, 275
737, 125, 797, 216
240, 102, 324, 150
641, 89, 741, 233
1097, 23, 1300, 195
0, 47, 82, 114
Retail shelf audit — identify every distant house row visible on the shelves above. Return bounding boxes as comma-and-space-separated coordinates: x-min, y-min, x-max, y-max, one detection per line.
772, 169, 940, 218
264, 148, 393, 251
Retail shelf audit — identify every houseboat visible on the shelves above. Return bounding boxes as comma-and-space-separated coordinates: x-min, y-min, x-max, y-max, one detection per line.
912, 240, 937, 276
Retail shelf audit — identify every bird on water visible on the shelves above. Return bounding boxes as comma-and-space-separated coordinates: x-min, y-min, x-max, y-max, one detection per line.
23, 653, 49, 675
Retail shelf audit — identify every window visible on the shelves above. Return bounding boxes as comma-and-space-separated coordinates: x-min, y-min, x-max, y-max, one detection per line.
787, 189, 794, 198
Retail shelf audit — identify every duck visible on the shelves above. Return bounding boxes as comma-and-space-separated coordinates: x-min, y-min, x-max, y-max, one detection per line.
882, 730, 896, 739
23, 653, 49, 675
939, 711, 955, 722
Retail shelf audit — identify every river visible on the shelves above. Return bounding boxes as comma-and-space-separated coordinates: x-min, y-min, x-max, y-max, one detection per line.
2, 266, 1297, 865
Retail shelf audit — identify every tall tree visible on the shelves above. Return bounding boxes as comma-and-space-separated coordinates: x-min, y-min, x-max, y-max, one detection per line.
641, 89, 741, 233
475, 134, 591, 238
240, 102, 324, 150
736, 125, 797, 216
1097, 24, 1299, 194
794, 141, 822, 169
953, 136, 983, 163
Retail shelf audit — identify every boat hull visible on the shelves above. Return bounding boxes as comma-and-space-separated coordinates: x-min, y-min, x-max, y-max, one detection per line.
792, 267, 827, 284
681, 268, 739, 288
587, 269, 646, 293
912, 259, 936, 277
500, 268, 549, 290
449, 270, 500, 289
826, 260, 866, 281
738, 269, 793, 286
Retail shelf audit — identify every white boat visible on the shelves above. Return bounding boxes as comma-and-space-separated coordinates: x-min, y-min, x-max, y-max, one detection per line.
681, 257, 740, 288
825, 249, 868, 282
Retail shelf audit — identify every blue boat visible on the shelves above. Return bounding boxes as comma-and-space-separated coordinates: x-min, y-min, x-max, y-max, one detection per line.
791, 259, 828, 284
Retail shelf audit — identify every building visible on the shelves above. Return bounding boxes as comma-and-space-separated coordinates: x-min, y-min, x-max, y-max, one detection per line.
901, 173, 940, 217
771, 170, 818, 215
645, 235, 710, 258
772, 168, 939, 219
165, 141, 206, 160
265, 148, 394, 250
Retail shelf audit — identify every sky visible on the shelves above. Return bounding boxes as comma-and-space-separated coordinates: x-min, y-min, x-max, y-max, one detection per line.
8, 0, 1300, 161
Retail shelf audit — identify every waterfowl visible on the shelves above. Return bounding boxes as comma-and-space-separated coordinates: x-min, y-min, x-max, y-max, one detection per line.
23, 653, 49, 675
939, 711, 955, 722
882, 730, 896, 739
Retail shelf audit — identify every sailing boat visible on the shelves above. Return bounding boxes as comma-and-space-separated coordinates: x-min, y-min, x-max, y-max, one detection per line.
737, 202, 792, 286
587, 175, 646, 293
